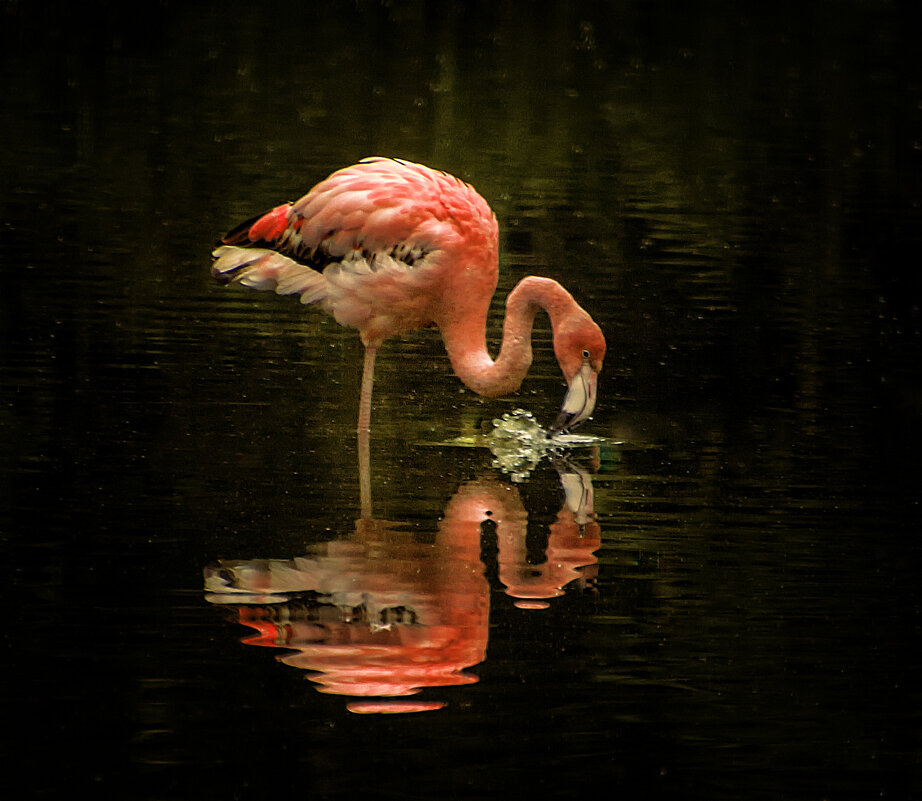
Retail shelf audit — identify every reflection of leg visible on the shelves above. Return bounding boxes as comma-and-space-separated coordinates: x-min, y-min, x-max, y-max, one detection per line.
358, 428, 372, 520
358, 345, 377, 433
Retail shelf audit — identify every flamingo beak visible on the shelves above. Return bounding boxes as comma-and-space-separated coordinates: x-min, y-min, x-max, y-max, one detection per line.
549, 361, 598, 436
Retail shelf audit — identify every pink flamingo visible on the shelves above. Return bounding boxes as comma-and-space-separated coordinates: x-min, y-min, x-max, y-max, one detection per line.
212, 157, 606, 434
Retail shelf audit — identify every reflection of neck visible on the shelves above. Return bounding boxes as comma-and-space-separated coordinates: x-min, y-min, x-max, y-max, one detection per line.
497, 506, 600, 602
442, 477, 600, 602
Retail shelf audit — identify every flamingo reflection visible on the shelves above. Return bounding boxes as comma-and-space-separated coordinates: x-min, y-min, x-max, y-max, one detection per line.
204, 447, 600, 713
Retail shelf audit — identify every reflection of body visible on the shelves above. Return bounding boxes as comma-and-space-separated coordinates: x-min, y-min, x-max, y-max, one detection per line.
207, 511, 488, 712
211, 157, 605, 434
206, 470, 599, 711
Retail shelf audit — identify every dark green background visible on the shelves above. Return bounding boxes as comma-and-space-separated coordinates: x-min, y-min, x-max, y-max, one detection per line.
3, 2, 920, 799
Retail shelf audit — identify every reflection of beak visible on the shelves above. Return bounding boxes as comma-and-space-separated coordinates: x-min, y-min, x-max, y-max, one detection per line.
549, 362, 598, 436
556, 462, 594, 527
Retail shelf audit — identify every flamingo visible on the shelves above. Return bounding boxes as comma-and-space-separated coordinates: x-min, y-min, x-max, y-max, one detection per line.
211, 157, 606, 435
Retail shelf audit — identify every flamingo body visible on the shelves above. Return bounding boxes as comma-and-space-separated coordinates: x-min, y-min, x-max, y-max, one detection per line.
212, 157, 606, 433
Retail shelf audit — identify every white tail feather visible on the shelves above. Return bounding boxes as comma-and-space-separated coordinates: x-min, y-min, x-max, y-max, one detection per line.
212, 246, 328, 304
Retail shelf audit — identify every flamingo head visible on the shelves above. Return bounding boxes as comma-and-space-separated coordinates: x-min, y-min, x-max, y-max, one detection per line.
549, 315, 607, 436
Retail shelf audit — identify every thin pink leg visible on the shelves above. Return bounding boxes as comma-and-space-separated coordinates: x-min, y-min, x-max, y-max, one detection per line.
357, 345, 377, 519
358, 344, 377, 433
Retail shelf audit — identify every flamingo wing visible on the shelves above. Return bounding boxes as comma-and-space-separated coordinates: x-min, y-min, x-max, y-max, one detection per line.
212, 158, 497, 342
286, 158, 449, 259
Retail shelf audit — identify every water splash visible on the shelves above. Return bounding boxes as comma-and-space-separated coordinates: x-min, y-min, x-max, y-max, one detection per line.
489, 409, 551, 482
489, 409, 604, 481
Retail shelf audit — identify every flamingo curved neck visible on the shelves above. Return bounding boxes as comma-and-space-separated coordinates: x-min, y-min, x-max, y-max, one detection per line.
439, 276, 579, 398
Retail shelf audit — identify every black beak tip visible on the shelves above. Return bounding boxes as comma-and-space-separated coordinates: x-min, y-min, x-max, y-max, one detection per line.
548, 411, 576, 437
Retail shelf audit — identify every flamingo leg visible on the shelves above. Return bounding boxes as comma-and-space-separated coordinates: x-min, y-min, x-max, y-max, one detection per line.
357, 345, 377, 519
358, 344, 378, 433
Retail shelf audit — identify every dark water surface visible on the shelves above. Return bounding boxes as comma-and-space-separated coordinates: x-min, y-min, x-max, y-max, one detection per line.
3, 2, 921, 799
